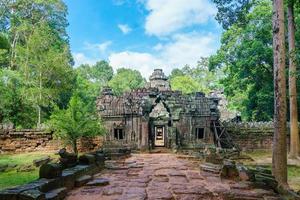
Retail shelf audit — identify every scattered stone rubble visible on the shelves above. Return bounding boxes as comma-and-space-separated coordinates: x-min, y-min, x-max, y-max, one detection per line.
200, 147, 300, 200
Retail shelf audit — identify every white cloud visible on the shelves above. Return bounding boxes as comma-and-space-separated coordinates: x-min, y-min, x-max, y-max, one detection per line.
160, 32, 216, 68
144, 0, 216, 36
108, 32, 218, 78
84, 41, 112, 54
118, 24, 132, 34
73, 53, 98, 67
73, 41, 112, 67
109, 51, 162, 78
153, 43, 163, 51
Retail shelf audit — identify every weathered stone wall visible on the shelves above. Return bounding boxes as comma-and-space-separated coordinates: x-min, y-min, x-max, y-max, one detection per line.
0, 127, 103, 153
224, 122, 291, 151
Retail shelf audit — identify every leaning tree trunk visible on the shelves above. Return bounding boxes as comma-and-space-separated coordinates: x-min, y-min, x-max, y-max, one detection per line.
287, 0, 299, 159
272, 0, 288, 187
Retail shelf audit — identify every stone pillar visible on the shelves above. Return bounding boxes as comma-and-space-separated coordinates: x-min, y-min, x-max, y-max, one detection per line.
140, 119, 149, 150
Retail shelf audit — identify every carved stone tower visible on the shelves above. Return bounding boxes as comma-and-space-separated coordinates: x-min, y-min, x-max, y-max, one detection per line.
148, 69, 170, 91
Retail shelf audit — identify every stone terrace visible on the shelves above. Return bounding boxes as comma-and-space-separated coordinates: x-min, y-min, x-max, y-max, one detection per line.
66, 153, 281, 200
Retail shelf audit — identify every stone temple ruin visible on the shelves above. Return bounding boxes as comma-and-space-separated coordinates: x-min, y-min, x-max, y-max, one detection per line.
97, 69, 236, 150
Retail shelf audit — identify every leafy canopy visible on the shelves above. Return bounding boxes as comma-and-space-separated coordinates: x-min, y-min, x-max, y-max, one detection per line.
108, 68, 145, 96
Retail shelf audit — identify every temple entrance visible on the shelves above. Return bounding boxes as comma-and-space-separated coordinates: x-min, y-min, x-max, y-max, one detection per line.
154, 126, 165, 147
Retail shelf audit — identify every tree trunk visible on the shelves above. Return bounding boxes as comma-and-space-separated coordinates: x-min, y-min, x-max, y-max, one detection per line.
272, 0, 288, 187
287, 0, 299, 159
72, 139, 78, 155
37, 71, 42, 127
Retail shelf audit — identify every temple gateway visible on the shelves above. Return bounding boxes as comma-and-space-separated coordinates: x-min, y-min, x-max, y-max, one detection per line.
97, 69, 233, 150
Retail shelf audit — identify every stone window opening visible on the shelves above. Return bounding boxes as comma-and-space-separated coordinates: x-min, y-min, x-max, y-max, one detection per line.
114, 128, 125, 140
195, 128, 204, 139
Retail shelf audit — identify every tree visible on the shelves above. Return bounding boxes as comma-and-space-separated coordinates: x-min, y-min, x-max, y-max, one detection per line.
287, 0, 299, 159
212, 0, 253, 30
272, 0, 288, 187
0, 69, 35, 127
76, 61, 113, 104
0, 0, 74, 128
108, 68, 145, 95
170, 75, 203, 94
48, 94, 104, 154
17, 22, 74, 126
209, 0, 274, 121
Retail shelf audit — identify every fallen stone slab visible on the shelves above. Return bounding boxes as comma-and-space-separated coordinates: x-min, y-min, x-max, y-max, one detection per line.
45, 187, 67, 200
75, 175, 92, 187
200, 163, 222, 174
86, 178, 110, 186
33, 156, 51, 167
19, 189, 45, 200
17, 164, 36, 172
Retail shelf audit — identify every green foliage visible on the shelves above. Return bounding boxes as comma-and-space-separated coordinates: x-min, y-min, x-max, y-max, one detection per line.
48, 94, 104, 154
76, 61, 113, 108
0, 69, 36, 127
209, 0, 274, 121
170, 75, 203, 94
108, 68, 145, 96
212, 0, 254, 30
170, 58, 223, 94
0, 0, 75, 127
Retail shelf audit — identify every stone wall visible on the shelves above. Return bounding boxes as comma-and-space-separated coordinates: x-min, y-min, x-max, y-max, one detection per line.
224, 122, 291, 151
0, 127, 103, 153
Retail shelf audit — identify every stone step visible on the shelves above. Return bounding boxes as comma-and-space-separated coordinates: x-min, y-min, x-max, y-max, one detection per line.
86, 178, 110, 186
45, 187, 67, 200
200, 163, 222, 174
75, 175, 92, 187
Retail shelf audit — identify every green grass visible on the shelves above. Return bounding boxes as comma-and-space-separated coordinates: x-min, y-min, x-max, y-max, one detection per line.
0, 169, 39, 189
243, 150, 300, 191
0, 152, 57, 190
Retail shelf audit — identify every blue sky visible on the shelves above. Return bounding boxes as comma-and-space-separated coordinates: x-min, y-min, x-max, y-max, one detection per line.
63, 0, 222, 77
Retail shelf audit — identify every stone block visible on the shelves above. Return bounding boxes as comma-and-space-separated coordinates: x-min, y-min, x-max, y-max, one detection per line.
95, 153, 105, 166
78, 154, 96, 165
39, 163, 62, 179
220, 160, 239, 180
61, 171, 75, 190
33, 156, 51, 167
18, 189, 45, 200
75, 175, 92, 187
86, 178, 110, 186
32, 178, 61, 193
45, 187, 67, 200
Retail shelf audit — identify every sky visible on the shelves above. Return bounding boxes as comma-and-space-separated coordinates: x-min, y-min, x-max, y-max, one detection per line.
63, 0, 222, 78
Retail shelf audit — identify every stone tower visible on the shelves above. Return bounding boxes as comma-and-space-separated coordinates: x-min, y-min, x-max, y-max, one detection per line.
148, 69, 170, 91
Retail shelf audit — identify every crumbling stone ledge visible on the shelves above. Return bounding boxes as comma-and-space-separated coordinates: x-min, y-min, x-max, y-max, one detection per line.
0, 147, 132, 200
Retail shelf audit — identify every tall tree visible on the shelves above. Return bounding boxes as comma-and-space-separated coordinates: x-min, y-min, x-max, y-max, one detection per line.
272, 0, 288, 187
287, 0, 299, 159
209, 0, 274, 121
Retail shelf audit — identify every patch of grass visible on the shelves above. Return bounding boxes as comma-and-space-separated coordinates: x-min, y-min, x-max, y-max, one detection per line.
243, 150, 272, 160
0, 152, 57, 166
0, 169, 39, 190
0, 152, 57, 190
244, 150, 300, 191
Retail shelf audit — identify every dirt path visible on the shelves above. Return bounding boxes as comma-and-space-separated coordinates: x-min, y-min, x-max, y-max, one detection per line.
66, 153, 280, 200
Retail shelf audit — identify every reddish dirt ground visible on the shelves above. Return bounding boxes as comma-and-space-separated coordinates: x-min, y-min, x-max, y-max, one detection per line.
66, 153, 281, 200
